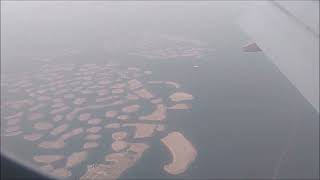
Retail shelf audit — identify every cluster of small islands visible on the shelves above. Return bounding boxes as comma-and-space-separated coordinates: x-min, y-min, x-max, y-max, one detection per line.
1, 62, 197, 179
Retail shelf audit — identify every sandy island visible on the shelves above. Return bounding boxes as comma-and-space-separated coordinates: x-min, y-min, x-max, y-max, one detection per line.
33, 155, 64, 164
65, 151, 88, 168
160, 132, 197, 175
169, 92, 193, 102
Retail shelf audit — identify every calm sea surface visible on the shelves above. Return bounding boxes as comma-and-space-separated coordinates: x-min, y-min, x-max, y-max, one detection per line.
1, 2, 319, 179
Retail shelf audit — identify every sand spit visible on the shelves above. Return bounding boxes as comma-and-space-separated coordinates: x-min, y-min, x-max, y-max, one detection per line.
160, 132, 197, 175
33, 155, 64, 164
65, 151, 88, 168
139, 104, 167, 121
169, 92, 193, 102
123, 123, 156, 139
